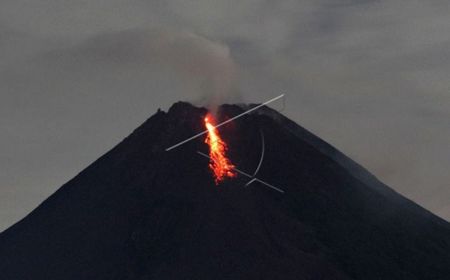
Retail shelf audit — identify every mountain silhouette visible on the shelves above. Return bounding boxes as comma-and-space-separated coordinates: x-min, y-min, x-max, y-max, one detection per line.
1, 102, 449, 280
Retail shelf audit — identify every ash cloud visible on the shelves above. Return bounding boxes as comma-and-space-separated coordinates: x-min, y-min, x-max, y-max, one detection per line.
44, 28, 240, 107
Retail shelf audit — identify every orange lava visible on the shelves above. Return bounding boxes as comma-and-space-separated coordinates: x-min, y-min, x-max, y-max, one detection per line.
204, 113, 236, 184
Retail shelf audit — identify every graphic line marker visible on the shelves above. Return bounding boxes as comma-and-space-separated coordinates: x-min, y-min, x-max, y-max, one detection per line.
165, 94, 284, 151
196, 151, 285, 194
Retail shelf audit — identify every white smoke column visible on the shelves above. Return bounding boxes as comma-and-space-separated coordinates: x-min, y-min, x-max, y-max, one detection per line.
144, 29, 238, 115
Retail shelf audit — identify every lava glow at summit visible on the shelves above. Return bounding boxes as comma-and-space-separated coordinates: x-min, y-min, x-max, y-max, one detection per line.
204, 113, 236, 184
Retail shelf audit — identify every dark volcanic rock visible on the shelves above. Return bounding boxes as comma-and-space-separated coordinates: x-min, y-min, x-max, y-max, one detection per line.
1, 102, 449, 280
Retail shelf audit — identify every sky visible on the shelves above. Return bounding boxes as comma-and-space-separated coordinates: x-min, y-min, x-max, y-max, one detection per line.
1, 0, 449, 231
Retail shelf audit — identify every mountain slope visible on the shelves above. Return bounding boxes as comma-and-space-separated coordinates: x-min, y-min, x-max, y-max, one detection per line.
1, 102, 449, 280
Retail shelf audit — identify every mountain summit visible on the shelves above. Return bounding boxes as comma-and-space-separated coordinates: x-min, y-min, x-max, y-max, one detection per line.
1, 102, 449, 280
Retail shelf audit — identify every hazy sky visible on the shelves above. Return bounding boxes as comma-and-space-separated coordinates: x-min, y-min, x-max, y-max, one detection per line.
1, 0, 449, 231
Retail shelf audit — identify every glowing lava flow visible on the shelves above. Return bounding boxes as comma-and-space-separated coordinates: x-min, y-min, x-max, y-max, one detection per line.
204, 113, 236, 184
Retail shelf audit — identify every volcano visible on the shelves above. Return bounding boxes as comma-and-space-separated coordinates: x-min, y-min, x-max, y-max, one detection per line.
1, 102, 449, 280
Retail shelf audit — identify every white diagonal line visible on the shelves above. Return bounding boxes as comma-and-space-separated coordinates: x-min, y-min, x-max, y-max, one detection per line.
196, 151, 285, 194
165, 94, 285, 151
252, 178, 285, 194
196, 151, 253, 177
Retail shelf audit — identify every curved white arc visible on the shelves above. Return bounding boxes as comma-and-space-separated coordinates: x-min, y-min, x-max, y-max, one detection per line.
196, 150, 284, 193
252, 129, 265, 177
